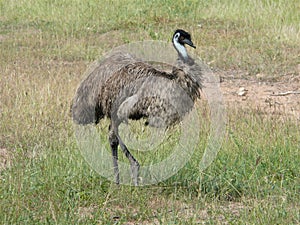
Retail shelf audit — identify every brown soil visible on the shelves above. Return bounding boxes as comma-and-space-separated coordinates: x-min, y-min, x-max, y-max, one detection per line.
218, 70, 300, 120
0, 148, 12, 172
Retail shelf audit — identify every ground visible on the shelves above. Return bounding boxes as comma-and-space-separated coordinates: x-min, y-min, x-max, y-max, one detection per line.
1, 1, 299, 223
220, 70, 300, 120
1, 70, 299, 173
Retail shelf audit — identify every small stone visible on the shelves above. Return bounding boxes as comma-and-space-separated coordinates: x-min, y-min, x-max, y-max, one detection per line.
237, 87, 248, 96
256, 73, 266, 79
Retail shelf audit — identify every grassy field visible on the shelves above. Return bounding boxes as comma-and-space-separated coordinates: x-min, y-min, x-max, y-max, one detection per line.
0, 0, 299, 224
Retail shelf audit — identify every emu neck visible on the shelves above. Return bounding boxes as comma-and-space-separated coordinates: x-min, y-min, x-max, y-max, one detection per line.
176, 50, 195, 67
173, 41, 189, 63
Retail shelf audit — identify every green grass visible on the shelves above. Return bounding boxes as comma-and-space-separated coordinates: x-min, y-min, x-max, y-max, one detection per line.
0, 0, 299, 224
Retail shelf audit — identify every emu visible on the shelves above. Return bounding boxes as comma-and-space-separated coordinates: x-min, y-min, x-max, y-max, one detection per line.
72, 29, 202, 185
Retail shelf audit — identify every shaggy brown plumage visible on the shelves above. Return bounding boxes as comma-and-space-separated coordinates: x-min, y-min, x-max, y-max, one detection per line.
71, 29, 202, 185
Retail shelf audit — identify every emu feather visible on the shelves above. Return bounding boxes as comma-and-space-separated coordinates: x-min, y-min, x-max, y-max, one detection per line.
71, 29, 203, 185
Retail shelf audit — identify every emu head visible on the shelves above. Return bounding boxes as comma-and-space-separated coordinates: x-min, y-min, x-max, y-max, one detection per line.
172, 29, 196, 62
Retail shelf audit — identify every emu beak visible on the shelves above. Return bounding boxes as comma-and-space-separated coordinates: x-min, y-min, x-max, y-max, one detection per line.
183, 38, 196, 48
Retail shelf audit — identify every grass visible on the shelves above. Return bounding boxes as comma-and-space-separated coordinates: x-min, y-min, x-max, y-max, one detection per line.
0, 0, 299, 223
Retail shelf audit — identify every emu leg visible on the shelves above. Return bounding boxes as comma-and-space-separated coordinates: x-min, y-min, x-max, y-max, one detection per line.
117, 136, 140, 186
109, 129, 120, 185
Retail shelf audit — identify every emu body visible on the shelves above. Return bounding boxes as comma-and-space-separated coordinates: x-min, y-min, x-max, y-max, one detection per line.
72, 29, 202, 185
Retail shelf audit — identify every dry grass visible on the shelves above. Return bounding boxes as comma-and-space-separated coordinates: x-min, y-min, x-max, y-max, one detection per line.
0, 0, 299, 224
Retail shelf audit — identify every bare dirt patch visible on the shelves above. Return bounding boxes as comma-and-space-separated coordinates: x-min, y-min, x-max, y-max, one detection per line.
0, 34, 7, 42
219, 71, 300, 120
0, 148, 13, 172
